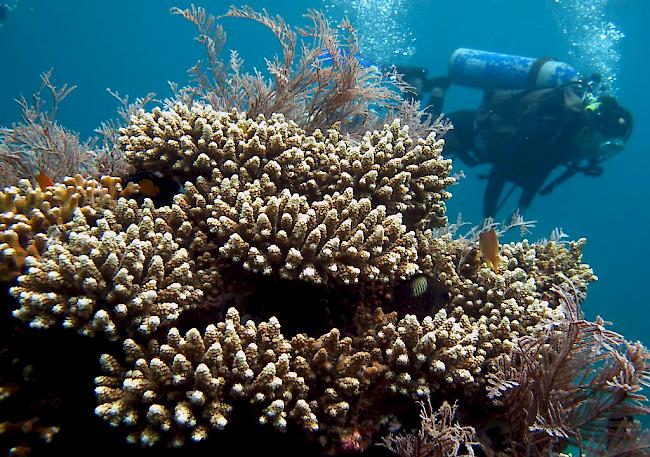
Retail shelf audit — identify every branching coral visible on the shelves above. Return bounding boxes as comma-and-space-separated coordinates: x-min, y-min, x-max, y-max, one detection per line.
501, 237, 596, 302
0, 175, 136, 280
94, 295, 562, 452
120, 104, 453, 285
10, 197, 207, 341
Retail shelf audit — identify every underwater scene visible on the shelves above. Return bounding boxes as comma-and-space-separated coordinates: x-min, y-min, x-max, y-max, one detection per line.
0, 0, 648, 455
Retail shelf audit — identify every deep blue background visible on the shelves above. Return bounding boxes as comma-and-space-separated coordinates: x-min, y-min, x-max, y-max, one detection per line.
1, 0, 648, 346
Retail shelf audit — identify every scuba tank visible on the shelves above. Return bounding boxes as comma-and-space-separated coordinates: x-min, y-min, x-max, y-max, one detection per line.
448, 48, 579, 90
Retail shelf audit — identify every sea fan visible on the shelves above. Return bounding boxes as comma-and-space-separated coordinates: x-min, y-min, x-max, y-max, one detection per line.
170, 4, 437, 137
381, 400, 479, 457
484, 285, 650, 456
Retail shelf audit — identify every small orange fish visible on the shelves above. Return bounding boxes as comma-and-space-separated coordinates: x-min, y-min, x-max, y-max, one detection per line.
36, 171, 54, 190
123, 172, 180, 206
137, 178, 161, 198
479, 228, 501, 273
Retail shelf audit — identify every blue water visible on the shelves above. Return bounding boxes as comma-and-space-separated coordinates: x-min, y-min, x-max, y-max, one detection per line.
0, 0, 648, 350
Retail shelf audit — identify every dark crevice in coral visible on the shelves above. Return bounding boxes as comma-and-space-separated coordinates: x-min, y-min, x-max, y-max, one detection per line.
0, 281, 123, 456
177, 264, 364, 338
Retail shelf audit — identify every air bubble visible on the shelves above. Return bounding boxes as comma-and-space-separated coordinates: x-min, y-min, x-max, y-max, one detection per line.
551, 0, 624, 93
326, 0, 416, 66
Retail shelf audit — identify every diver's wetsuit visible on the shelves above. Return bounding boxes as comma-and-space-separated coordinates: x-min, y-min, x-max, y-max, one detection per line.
431, 84, 595, 217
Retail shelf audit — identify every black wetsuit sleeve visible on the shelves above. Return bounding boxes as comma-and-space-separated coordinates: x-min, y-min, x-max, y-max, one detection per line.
539, 163, 579, 195
426, 94, 445, 117
539, 159, 604, 196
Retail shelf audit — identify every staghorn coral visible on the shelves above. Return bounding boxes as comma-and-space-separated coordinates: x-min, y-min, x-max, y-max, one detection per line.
10, 197, 207, 341
410, 233, 591, 358
2, 105, 600, 455
418, 232, 595, 308
120, 105, 453, 227
120, 104, 454, 285
501, 237, 596, 302
0, 170, 603, 455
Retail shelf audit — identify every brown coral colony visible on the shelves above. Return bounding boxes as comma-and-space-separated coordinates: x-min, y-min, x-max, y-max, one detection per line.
120, 105, 454, 285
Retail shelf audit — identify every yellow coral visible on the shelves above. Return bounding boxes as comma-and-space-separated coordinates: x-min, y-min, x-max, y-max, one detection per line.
0, 175, 135, 280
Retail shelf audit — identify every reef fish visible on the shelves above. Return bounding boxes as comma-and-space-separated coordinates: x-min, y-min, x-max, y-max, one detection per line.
391, 274, 450, 319
123, 172, 180, 206
36, 172, 54, 190
317, 47, 376, 69
479, 228, 501, 273
137, 177, 162, 198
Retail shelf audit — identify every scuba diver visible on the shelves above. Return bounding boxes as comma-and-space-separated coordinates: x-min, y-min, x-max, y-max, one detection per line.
398, 48, 633, 218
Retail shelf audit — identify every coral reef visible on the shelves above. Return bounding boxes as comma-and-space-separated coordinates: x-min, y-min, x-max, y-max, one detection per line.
0, 4, 647, 457
381, 288, 650, 457
3, 99, 603, 451
93, 304, 532, 450
120, 104, 453, 285
483, 287, 650, 456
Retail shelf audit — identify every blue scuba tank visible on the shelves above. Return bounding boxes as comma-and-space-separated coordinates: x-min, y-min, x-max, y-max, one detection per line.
448, 48, 579, 90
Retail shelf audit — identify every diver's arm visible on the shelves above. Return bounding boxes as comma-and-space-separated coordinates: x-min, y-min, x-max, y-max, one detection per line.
445, 110, 480, 166
539, 159, 604, 196
452, 145, 481, 167
577, 159, 604, 176
539, 162, 579, 196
